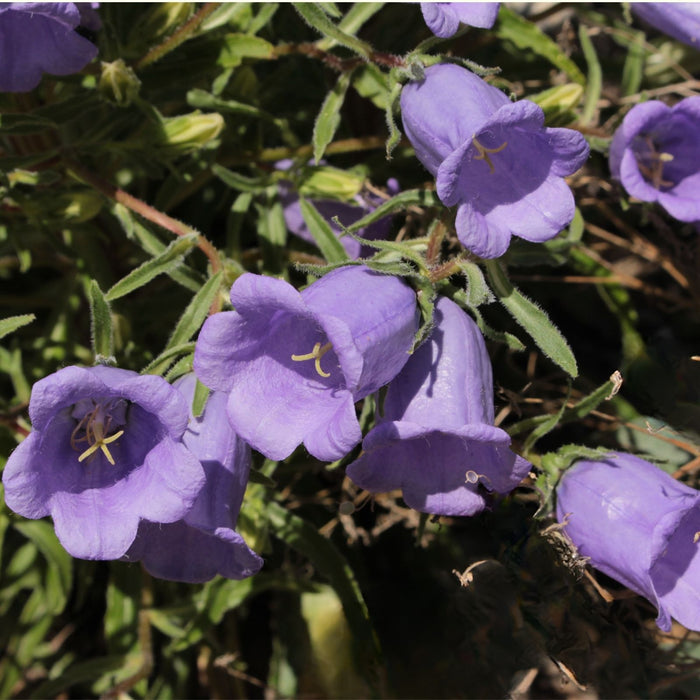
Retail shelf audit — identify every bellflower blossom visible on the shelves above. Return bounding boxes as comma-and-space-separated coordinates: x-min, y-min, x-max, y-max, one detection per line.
280, 178, 400, 259
632, 3, 700, 49
2, 366, 205, 560
346, 297, 531, 516
126, 375, 263, 583
609, 97, 700, 223
421, 3, 500, 38
0, 3, 99, 93
194, 266, 419, 462
400, 64, 590, 258
556, 453, 700, 632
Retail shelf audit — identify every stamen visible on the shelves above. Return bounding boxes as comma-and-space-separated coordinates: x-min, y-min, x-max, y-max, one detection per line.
72, 403, 125, 466
78, 423, 124, 466
291, 341, 333, 378
638, 136, 675, 189
472, 136, 508, 174
694, 531, 700, 544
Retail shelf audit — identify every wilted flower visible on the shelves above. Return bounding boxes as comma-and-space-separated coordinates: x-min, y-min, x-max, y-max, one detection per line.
421, 2, 500, 37
2, 366, 205, 560
194, 266, 419, 462
400, 64, 589, 258
126, 375, 263, 583
556, 453, 700, 632
609, 97, 700, 223
0, 3, 99, 93
632, 3, 700, 49
346, 297, 531, 516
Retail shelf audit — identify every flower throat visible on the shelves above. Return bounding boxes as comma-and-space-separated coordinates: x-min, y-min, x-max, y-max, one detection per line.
70, 400, 126, 465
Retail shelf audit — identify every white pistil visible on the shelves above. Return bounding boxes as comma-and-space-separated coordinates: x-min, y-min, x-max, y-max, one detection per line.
472, 136, 508, 174
291, 341, 333, 378
78, 422, 124, 465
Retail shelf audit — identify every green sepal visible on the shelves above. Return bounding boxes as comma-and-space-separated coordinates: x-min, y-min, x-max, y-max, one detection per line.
293, 3, 373, 58
0, 314, 36, 341
87, 280, 114, 364
299, 198, 350, 263
312, 69, 354, 164
191, 378, 210, 418
166, 271, 223, 350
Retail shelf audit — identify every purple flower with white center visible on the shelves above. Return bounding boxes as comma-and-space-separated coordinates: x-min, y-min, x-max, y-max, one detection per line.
126, 374, 263, 583
194, 266, 419, 462
0, 3, 99, 93
2, 366, 205, 560
346, 297, 531, 516
400, 63, 590, 258
609, 97, 700, 223
279, 179, 400, 259
632, 3, 700, 50
556, 453, 700, 632
421, 2, 500, 37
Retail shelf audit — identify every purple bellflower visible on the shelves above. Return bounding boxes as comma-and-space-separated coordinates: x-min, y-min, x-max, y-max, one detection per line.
2, 366, 205, 560
632, 3, 700, 49
346, 296, 531, 516
0, 3, 99, 93
280, 179, 400, 259
126, 374, 263, 583
421, 2, 500, 38
400, 63, 590, 258
556, 453, 700, 632
609, 97, 700, 223
194, 266, 419, 463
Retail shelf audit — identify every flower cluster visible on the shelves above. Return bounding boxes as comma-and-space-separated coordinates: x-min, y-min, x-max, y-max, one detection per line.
556, 453, 700, 632
0, 3, 99, 93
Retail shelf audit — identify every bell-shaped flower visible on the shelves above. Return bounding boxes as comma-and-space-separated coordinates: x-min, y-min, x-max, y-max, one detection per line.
609, 97, 700, 223
126, 375, 263, 583
2, 366, 205, 560
400, 64, 589, 258
0, 3, 99, 93
346, 297, 531, 516
556, 453, 700, 632
632, 3, 700, 50
421, 2, 500, 37
194, 265, 419, 462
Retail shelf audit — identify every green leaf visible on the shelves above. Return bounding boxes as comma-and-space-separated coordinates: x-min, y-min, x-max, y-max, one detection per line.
294, 3, 373, 58
0, 313, 35, 341
0, 112, 55, 134
485, 260, 577, 376
212, 163, 270, 193
191, 378, 210, 417
141, 342, 195, 376
106, 233, 199, 301
299, 198, 350, 263
188, 88, 275, 121
30, 656, 131, 700
621, 29, 645, 97
266, 501, 382, 681
87, 280, 114, 363
456, 261, 494, 308
345, 188, 440, 233
218, 33, 274, 66
352, 64, 390, 110
313, 70, 354, 164
495, 7, 586, 85
167, 272, 223, 350
578, 25, 602, 126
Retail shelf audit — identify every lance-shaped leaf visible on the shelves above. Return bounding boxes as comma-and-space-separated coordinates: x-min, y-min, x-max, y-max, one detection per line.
87, 280, 114, 363
294, 3, 373, 58
299, 198, 349, 263
313, 70, 354, 164
0, 313, 35, 341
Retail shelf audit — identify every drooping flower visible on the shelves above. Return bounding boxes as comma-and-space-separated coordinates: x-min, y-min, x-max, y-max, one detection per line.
2, 366, 205, 560
279, 177, 400, 259
126, 374, 263, 583
346, 297, 531, 516
400, 63, 590, 258
0, 3, 99, 93
632, 3, 700, 49
421, 2, 500, 38
609, 97, 700, 223
556, 453, 700, 632
194, 266, 419, 462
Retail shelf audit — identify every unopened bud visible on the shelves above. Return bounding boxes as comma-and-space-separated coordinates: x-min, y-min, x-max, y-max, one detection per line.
98, 60, 141, 107
298, 166, 365, 201
157, 111, 225, 155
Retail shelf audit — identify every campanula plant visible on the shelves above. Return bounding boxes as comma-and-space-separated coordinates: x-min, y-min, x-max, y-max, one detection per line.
194, 265, 419, 462
346, 297, 531, 516
609, 96, 700, 223
126, 375, 263, 583
556, 453, 700, 632
400, 63, 590, 258
0, 2, 99, 92
2, 366, 205, 560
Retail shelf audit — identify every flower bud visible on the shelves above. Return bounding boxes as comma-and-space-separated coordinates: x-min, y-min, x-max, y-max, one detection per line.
98, 59, 141, 107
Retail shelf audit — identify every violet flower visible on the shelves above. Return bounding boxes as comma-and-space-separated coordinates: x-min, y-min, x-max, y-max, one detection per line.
346, 297, 531, 516
609, 97, 700, 223
400, 64, 590, 258
194, 266, 419, 462
126, 375, 263, 583
280, 178, 400, 259
0, 3, 99, 93
556, 453, 700, 632
2, 366, 205, 560
632, 3, 700, 50
421, 2, 500, 38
